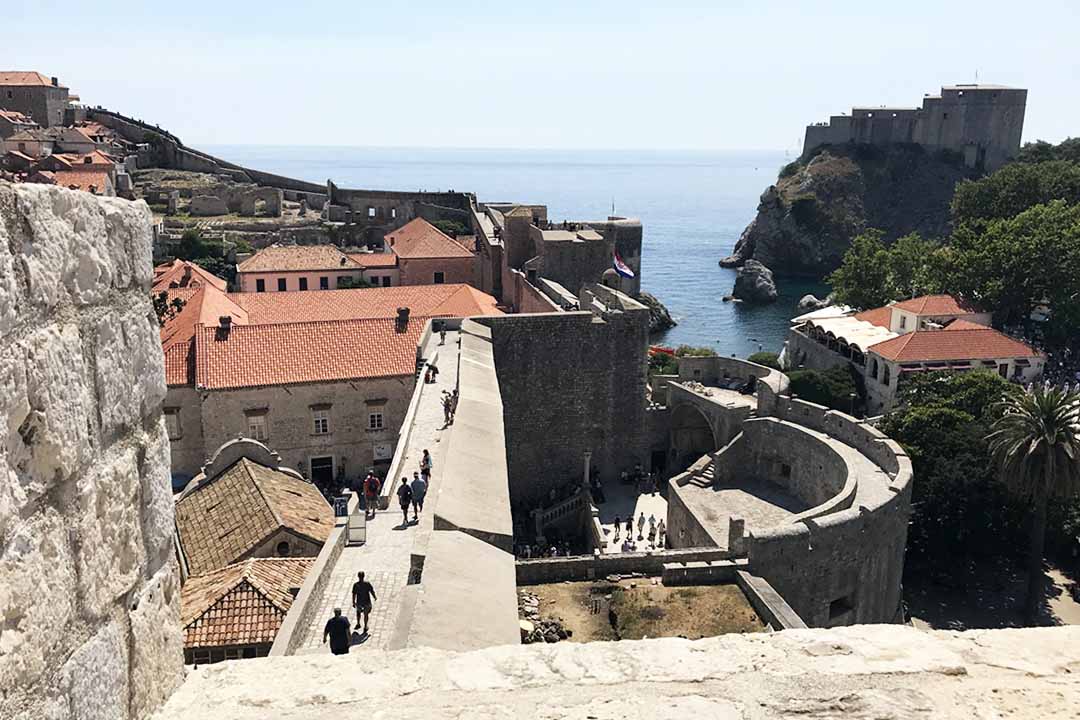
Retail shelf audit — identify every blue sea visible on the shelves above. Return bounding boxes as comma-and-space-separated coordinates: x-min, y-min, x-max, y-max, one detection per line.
204, 146, 828, 358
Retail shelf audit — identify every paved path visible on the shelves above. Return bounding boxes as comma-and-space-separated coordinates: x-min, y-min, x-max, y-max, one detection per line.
595, 482, 668, 553
295, 331, 461, 653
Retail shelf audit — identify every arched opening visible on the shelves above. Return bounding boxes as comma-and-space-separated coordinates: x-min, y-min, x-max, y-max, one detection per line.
276, 540, 291, 556
669, 403, 717, 473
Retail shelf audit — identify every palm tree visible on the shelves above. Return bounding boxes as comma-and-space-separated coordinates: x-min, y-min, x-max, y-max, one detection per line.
986, 385, 1080, 622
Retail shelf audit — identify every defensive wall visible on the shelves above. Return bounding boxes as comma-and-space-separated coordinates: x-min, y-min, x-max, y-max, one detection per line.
0, 182, 183, 719
661, 355, 912, 628
802, 84, 1027, 171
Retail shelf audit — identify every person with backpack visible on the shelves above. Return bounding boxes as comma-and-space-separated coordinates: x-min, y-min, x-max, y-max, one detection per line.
397, 478, 413, 526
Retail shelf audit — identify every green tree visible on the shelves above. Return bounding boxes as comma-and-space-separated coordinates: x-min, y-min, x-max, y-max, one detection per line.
1017, 137, 1080, 164
827, 230, 947, 310
152, 291, 186, 326
986, 386, 1080, 621
431, 219, 469, 238
747, 351, 780, 370
177, 228, 210, 260
951, 160, 1080, 226
336, 276, 374, 289
787, 365, 862, 412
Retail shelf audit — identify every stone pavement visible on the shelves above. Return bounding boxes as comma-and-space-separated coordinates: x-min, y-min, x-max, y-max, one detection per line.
294, 331, 461, 654
595, 481, 668, 553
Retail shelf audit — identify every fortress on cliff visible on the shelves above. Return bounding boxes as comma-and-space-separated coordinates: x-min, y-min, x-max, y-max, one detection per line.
803, 84, 1027, 171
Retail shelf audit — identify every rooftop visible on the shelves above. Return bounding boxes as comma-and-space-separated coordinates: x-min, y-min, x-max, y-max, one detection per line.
869, 325, 1042, 362
182, 557, 314, 650
0, 71, 62, 87
237, 244, 362, 273
385, 218, 474, 259
891, 294, 982, 316
347, 251, 398, 268
175, 457, 334, 576
0, 109, 35, 124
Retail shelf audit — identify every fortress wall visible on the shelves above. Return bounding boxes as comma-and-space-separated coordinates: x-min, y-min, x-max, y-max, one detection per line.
738, 419, 849, 508
0, 183, 183, 720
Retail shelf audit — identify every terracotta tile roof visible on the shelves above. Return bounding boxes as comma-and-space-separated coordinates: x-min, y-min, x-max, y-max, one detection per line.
52, 150, 116, 168
348, 252, 398, 268
195, 317, 423, 390
154, 259, 229, 293
181, 557, 313, 649
869, 327, 1041, 362
237, 244, 361, 273
0, 71, 56, 86
853, 306, 892, 329
176, 457, 334, 576
5, 150, 34, 162
231, 284, 501, 324
0, 109, 34, 123
385, 218, 474, 259
891, 294, 982, 316
45, 169, 112, 194
943, 318, 991, 331
163, 340, 195, 387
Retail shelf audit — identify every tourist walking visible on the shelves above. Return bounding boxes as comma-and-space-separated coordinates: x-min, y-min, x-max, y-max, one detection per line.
411, 473, 428, 519
430, 363, 440, 382
451, 389, 459, 420
351, 571, 377, 633
440, 328, 447, 345
657, 519, 666, 547
363, 472, 381, 519
323, 608, 352, 655
637, 512, 646, 540
442, 391, 453, 426
625, 515, 633, 535
420, 449, 433, 479
648, 514, 657, 541
397, 478, 413, 526
613, 515, 621, 540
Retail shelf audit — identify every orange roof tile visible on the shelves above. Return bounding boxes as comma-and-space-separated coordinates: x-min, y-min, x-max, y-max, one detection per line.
154, 259, 229, 293
181, 557, 313, 649
891, 294, 982, 316
943, 318, 990, 331
230, 284, 501, 325
869, 327, 1041, 362
176, 457, 334, 575
237, 244, 361, 273
853, 306, 892, 329
348, 252, 398, 268
194, 317, 423, 390
385, 218, 474, 259
0, 109, 34, 123
0, 71, 56, 86
46, 169, 112, 194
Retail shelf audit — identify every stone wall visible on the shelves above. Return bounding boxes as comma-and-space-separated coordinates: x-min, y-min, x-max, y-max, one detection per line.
517, 546, 737, 585
0, 182, 183, 720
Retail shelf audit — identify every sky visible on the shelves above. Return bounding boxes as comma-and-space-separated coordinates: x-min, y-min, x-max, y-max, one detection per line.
4, 0, 1079, 150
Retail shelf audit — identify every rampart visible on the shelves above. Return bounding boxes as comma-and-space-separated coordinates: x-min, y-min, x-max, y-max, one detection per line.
0, 182, 182, 719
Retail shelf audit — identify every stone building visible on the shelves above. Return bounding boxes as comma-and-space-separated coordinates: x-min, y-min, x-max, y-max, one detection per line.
803, 84, 1028, 171
785, 294, 1044, 412
155, 261, 502, 486
236, 244, 366, 292
384, 217, 478, 287
0, 108, 37, 139
0, 71, 70, 127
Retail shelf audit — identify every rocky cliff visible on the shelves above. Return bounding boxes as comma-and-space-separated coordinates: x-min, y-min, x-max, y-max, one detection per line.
723, 144, 977, 279
0, 182, 183, 720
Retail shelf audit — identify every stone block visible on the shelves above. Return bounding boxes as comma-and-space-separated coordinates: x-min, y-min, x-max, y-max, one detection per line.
22, 324, 95, 487
0, 189, 21, 338
75, 446, 145, 618
94, 307, 166, 439
0, 508, 78, 692
59, 620, 129, 720
128, 560, 184, 720
189, 195, 228, 216
139, 420, 176, 573
239, 194, 256, 216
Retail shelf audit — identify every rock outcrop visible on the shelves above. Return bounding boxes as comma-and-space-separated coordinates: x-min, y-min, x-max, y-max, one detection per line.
637, 291, 677, 334
155, 625, 1080, 719
0, 182, 182, 720
727, 144, 977, 281
797, 293, 833, 312
732, 259, 778, 304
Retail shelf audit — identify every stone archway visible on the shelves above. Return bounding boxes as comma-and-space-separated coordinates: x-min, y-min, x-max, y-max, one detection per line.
669, 403, 718, 473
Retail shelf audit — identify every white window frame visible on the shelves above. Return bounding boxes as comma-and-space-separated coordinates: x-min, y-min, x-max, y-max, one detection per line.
368, 412, 384, 431
247, 414, 268, 441
164, 409, 181, 440
313, 408, 330, 435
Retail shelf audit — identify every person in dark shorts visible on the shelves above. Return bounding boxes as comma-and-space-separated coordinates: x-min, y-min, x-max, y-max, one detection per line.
397, 478, 413, 526
352, 571, 377, 633
323, 608, 352, 655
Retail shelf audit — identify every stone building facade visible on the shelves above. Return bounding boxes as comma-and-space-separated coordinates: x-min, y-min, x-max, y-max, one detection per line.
0, 71, 70, 127
0, 182, 182, 720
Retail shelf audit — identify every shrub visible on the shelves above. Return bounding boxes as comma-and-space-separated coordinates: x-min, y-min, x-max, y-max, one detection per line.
747, 351, 780, 370
787, 365, 862, 412
778, 161, 801, 179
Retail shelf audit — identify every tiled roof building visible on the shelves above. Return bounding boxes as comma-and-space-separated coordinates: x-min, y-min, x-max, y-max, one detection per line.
237, 244, 361, 273
175, 457, 334, 576
181, 557, 313, 664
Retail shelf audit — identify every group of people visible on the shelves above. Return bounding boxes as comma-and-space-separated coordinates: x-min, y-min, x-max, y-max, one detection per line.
611, 512, 665, 551
423, 361, 440, 384
395, 448, 432, 526
516, 541, 574, 559
322, 570, 378, 654
361, 471, 382, 519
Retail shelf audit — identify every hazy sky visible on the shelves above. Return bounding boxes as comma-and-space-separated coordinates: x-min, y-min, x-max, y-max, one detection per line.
6, 0, 1078, 150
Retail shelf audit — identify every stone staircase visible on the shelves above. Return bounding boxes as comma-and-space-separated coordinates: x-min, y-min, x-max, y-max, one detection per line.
686, 460, 715, 488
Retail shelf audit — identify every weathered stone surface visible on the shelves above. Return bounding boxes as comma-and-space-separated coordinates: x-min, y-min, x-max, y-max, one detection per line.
0, 191, 21, 336
129, 561, 184, 720
189, 195, 228, 216
732, 259, 778, 304
797, 293, 831, 312
0, 509, 77, 692
637, 291, 677, 334
76, 446, 145, 617
95, 306, 167, 438
60, 620, 130, 720
139, 420, 176, 574
154, 625, 1080, 719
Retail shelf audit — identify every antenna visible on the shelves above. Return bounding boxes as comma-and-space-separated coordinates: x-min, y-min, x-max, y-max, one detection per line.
611, 197, 616, 215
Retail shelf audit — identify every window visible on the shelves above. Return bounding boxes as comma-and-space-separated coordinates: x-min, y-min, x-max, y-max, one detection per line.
299, 277, 308, 291
381, 276, 391, 287
164, 409, 181, 439
256, 279, 265, 293
899, 315, 907, 330
224, 648, 242, 661
192, 649, 211, 665
883, 365, 891, 386
247, 414, 268, 441
5, 91, 11, 99
313, 408, 330, 435
319, 276, 329, 290
391, 207, 397, 218
277, 278, 287, 291
369, 412, 384, 430
276, 540, 291, 556
337, 275, 349, 288
433, 271, 445, 284
368, 207, 377, 218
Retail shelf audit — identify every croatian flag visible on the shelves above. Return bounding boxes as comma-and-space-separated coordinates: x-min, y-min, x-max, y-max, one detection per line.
613, 250, 635, 279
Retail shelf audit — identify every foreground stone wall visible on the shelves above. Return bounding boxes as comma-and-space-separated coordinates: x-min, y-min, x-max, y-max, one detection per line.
0, 183, 183, 720
154, 624, 1080, 719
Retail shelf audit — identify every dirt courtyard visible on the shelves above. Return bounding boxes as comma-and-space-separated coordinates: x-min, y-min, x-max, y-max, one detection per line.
522, 579, 764, 642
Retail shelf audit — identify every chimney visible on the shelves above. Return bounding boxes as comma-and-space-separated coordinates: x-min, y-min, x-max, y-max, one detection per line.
395, 307, 410, 333
51, 77, 58, 87
181, 264, 192, 285
219, 316, 232, 329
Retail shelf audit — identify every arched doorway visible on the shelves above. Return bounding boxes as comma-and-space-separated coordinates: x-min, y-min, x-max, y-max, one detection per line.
669, 403, 717, 473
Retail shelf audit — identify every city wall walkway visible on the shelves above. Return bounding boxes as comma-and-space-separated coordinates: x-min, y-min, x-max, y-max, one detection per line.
294, 331, 461, 653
